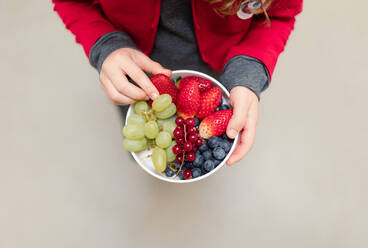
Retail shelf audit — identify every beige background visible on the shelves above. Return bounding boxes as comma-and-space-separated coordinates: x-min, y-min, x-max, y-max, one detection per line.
1, 1, 367, 247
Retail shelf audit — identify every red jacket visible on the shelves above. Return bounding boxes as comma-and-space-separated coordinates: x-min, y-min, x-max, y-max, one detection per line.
52, 0, 302, 78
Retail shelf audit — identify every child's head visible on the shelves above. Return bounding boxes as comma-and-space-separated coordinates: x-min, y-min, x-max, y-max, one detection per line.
207, 0, 272, 22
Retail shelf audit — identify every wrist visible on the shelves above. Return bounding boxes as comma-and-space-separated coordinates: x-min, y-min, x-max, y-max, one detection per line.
89, 31, 138, 73
231, 86, 258, 102
220, 55, 270, 101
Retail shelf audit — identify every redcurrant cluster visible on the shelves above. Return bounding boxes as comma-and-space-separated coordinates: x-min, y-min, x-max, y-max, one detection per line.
172, 117, 203, 176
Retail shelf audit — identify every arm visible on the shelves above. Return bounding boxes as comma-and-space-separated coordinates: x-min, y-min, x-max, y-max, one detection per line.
225, 0, 303, 165
52, 1, 170, 104
225, 0, 303, 78
52, 0, 118, 57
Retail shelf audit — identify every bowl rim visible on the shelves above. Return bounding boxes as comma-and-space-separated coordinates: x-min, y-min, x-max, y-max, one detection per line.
126, 70, 239, 183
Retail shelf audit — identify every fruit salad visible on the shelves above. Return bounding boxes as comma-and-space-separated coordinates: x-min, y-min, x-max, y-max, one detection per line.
122, 74, 234, 180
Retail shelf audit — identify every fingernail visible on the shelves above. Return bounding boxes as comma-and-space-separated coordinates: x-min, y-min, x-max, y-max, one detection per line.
228, 129, 237, 138
151, 93, 159, 100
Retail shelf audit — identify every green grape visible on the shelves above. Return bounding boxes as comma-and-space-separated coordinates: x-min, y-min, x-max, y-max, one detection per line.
123, 138, 147, 152
163, 121, 177, 138
152, 94, 172, 112
166, 141, 177, 162
134, 101, 149, 115
156, 103, 177, 119
155, 131, 172, 149
157, 119, 166, 128
144, 120, 159, 139
152, 147, 167, 172
122, 124, 144, 140
157, 116, 175, 128
127, 114, 145, 127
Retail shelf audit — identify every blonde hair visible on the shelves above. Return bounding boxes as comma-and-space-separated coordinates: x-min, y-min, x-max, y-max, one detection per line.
206, 0, 273, 23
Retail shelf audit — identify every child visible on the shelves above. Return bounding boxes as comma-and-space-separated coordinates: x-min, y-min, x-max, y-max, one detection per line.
52, 0, 303, 165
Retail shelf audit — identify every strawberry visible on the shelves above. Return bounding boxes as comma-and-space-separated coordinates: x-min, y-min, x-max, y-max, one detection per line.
178, 76, 212, 93
177, 77, 190, 89
176, 80, 200, 119
150, 74, 178, 103
197, 87, 222, 119
197, 77, 213, 92
199, 110, 233, 139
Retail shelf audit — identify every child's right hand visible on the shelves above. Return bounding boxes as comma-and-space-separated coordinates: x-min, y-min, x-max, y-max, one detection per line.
99, 48, 172, 105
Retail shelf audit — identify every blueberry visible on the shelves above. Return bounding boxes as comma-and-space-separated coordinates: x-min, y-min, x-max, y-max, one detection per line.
219, 140, 231, 153
213, 147, 226, 160
173, 162, 181, 170
193, 117, 200, 127
208, 136, 220, 148
202, 150, 213, 160
222, 133, 234, 142
192, 168, 202, 178
213, 159, 221, 167
219, 104, 230, 110
178, 166, 187, 180
199, 143, 209, 152
203, 160, 215, 172
196, 150, 201, 157
178, 170, 184, 179
165, 167, 175, 177
193, 154, 204, 167
185, 162, 193, 169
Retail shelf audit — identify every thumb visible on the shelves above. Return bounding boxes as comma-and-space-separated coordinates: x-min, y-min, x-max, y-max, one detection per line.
226, 94, 249, 139
136, 53, 171, 77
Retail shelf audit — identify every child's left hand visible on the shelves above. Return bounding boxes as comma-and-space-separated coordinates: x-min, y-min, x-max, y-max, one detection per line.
226, 86, 259, 165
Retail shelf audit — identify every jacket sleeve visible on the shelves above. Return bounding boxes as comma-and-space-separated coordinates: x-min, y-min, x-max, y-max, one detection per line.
225, 0, 303, 79
52, 0, 118, 57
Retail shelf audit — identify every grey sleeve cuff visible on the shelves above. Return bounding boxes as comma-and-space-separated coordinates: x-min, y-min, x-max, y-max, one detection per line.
219, 55, 270, 100
89, 31, 138, 73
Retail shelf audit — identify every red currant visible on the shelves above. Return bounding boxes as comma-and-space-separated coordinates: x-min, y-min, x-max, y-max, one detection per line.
188, 134, 198, 143
187, 126, 197, 134
183, 142, 193, 152
192, 146, 198, 152
176, 155, 184, 163
176, 137, 185, 145
195, 138, 203, 147
185, 118, 196, 127
183, 169, 193, 180
173, 127, 184, 138
175, 117, 185, 126
185, 151, 196, 162
172, 144, 183, 155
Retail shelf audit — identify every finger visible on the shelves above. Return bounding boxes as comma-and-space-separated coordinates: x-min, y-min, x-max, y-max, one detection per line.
226, 121, 256, 165
133, 52, 171, 77
226, 130, 247, 166
226, 95, 250, 139
100, 76, 135, 105
123, 62, 160, 100
107, 69, 147, 100
227, 105, 258, 165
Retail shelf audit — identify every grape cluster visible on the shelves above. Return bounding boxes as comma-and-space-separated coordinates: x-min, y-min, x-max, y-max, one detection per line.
122, 94, 177, 173
171, 117, 203, 179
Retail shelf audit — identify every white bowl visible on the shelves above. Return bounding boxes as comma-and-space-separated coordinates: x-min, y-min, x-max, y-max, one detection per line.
125, 70, 238, 183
